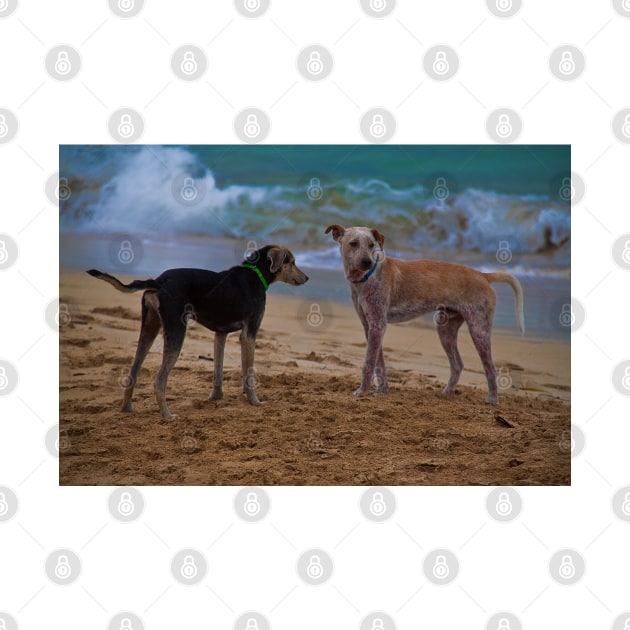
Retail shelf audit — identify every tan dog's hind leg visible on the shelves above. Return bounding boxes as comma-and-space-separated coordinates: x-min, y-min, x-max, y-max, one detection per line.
436, 312, 466, 396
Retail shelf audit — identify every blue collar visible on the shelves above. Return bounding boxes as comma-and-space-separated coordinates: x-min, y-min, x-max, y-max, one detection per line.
352, 254, 380, 283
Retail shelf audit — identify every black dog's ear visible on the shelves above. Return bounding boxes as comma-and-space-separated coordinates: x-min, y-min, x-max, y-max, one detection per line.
325, 224, 346, 242
267, 247, 287, 273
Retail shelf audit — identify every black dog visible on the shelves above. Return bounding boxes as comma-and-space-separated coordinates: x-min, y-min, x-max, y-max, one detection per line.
87, 245, 308, 419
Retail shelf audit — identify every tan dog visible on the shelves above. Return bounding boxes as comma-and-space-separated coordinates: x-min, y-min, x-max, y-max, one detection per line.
325, 225, 524, 404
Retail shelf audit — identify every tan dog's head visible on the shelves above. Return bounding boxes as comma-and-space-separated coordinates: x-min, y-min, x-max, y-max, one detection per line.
265, 245, 309, 286
325, 225, 385, 282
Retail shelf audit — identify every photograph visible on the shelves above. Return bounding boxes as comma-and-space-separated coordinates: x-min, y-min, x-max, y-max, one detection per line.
59, 144, 570, 486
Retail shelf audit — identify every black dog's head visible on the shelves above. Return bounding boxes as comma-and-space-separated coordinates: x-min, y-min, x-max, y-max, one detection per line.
245, 245, 309, 286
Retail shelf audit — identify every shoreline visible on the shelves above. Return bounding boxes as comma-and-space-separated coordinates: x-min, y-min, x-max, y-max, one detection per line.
61, 232, 571, 339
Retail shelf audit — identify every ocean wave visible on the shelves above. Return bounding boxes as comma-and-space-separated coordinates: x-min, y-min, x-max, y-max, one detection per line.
60, 145, 570, 269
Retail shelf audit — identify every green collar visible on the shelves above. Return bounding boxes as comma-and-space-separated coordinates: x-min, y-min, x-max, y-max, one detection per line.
242, 263, 269, 291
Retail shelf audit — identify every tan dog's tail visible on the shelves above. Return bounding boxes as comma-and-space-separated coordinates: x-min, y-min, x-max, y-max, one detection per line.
484, 272, 525, 335
86, 269, 159, 293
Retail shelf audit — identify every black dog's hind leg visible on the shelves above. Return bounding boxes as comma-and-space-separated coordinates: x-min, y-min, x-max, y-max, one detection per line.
153, 311, 187, 419
121, 292, 161, 413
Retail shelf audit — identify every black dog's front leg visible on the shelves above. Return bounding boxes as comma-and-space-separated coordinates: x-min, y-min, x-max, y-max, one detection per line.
240, 328, 263, 406
209, 331, 227, 401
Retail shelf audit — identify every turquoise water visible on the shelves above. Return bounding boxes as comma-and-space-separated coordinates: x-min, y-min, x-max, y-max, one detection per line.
59, 144, 571, 275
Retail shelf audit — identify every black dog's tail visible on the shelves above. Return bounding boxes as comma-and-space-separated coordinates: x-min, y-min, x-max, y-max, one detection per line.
86, 269, 159, 293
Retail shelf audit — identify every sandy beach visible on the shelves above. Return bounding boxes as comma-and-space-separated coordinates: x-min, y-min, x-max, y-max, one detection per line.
59, 268, 570, 486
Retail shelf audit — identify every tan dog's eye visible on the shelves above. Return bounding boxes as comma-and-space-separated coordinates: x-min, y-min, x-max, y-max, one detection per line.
349, 241, 359, 247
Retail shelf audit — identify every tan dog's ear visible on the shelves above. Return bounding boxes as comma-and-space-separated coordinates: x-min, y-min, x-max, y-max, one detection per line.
267, 247, 287, 273
371, 228, 385, 250
325, 224, 346, 242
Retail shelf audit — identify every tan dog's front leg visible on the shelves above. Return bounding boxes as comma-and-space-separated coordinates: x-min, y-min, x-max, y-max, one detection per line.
355, 322, 387, 396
